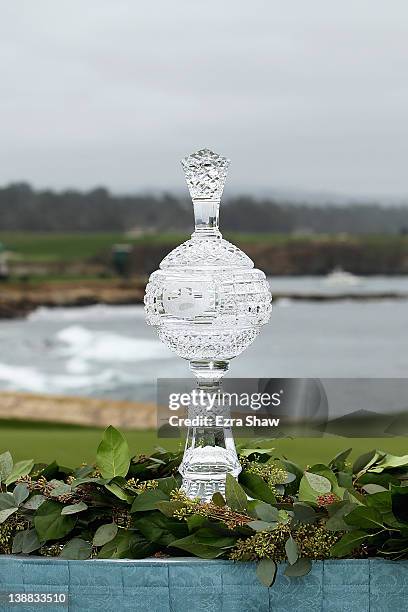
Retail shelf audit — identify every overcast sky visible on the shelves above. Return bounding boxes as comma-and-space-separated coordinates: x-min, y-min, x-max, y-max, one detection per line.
1, 1, 408, 199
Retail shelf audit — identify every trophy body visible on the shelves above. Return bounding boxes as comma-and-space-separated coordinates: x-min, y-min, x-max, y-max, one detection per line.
145, 149, 272, 500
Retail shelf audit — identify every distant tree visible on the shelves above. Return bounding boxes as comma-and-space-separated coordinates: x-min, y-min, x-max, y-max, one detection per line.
0, 183, 407, 234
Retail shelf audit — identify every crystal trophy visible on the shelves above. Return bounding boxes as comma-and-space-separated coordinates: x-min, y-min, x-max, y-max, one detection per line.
144, 148, 272, 500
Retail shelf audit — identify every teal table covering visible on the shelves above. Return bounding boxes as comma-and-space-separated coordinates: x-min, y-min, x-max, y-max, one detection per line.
0, 556, 407, 611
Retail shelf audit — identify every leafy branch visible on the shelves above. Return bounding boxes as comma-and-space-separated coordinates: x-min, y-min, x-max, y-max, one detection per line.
1, 428, 408, 587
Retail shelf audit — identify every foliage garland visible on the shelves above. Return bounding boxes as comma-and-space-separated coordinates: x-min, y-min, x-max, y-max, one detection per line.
1, 427, 408, 587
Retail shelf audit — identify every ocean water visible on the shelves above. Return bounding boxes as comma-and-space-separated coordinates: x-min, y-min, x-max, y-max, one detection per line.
0, 277, 406, 402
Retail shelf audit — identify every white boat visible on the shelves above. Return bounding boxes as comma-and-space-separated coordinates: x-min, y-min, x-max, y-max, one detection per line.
323, 267, 362, 286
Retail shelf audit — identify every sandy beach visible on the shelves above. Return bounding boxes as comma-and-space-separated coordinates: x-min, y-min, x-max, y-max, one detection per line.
0, 391, 156, 429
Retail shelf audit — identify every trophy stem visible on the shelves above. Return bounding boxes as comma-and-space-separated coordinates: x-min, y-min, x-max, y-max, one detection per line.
189, 359, 229, 381
179, 364, 241, 502
192, 197, 221, 237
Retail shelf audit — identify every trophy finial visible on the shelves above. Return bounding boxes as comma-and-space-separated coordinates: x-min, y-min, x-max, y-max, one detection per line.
181, 148, 230, 201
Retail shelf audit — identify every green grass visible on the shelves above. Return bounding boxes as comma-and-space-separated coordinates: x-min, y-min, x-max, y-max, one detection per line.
0, 421, 184, 466
1, 231, 407, 267
1, 420, 407, 468
0, 232, 129, 262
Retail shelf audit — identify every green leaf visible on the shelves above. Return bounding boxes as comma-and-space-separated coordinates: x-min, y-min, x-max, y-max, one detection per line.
344, 506, 384, 530
61, 502, 88, 515
192, 528, 236, 549
364, 491, 400, 529
136, 511, 188, 546
365, 490, 392, 513
98, 529, 153, 559
329, 448, 352, 471
362, 484, 388, 494
256, 559, 277, 587
96, 426, 130, 480
22, 529, 40, 554
284, 558, 312, 577
60, 538, 92, 560
212, 492, 226, 507
5, 459, 34, 485
0, 492, 17, 510
74, 464, 94, 479
0, 507, 18, 523
14, 529, 41, 554
280, 460, 303, 483
38, 461, 60, 480
293, 502, 317, 524
391, 485, 408, 524
93, 523, 118, 547
12, 531, 25, 553
343, 489, 365, 506
156, 500, 186, 517
23, 495, 46, 510
255, 502, 279, 523
359, 471, 399, 488
298, 471, 331, 503
337, 471, 353, 489
239, 471, 276, 504
353, 450, 382, 476
380, 536, 408, 556
97, 531, 127, 559
13, 483, 29, 506
278, 509, 291, 524
246, 499, 260, 516
285, 536, 299, 565
71, 477, 108, 487
49, 481, 71, 498
186, 515, 207, 532
156, 476, 179, 496
309, 465, 345, 498
98, 531, 157, 559
225, 473, 247, 511
304, 471, 331, 493
170, 534, 224, 559
325, 502, 358, 531
131, 489, 168, 512
0, 451, 13, 482
370, 453, 408, 473
104, 481, 134, 503
248, 520, 278, 532
330, 531, 368, 557
34, 500, 76, 542
239, 448, 275, 458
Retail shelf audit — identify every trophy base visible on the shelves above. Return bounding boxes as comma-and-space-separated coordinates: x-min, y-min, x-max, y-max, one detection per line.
179, 444, 241, 502
180, 477, 227, 502
179, 362, 241, 502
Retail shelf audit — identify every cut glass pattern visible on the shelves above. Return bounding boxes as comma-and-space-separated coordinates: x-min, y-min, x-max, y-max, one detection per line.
181, 148, 230, 201
159, 236, 253, 269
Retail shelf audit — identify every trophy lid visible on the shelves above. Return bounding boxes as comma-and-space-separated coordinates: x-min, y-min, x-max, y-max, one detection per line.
181, 148, 230, 202
160, 148, 253, 270
159, 236, 254, 269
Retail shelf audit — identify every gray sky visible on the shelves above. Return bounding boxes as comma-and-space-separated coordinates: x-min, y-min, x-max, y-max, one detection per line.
1, 1, 408, 198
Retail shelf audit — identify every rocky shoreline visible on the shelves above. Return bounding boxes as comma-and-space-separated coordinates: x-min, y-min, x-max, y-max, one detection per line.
0, 279, 407, 319
0, 279, 146, 319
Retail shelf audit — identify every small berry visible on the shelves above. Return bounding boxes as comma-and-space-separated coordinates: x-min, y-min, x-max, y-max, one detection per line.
316, 493, 338, 507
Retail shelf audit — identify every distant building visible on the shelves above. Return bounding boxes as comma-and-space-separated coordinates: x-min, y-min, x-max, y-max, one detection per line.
112, 244, 132, 278
292, 227, 315, 236
124, 226, 156, 238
